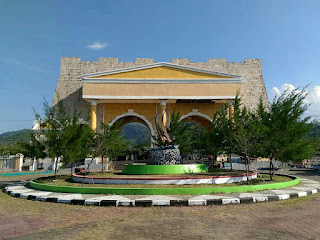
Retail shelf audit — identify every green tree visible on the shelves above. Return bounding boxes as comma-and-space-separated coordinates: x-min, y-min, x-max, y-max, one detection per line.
257, 89, 316, 178
17, 132, 47, 169
89, 122, 127, 172
0, 146, 10, 158
62, 121, 92, 175
200, 104, 233, 166
36, 100, 91, 179
231, 96, 267, 184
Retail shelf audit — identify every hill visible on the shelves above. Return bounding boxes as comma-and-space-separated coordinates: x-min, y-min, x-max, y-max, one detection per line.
309, 123, 320, 138
0, 123, 151, 148
121, 122, 151, 145
0, 129, 31, 146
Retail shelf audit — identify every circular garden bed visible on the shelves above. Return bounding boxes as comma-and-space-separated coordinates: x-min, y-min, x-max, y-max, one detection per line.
29, 172, 300, 195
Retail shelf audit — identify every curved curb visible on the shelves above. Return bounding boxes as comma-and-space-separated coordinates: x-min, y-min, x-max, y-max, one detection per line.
3, 181, 320, 207
28, 174, 300, 195
71, 172, 258, 185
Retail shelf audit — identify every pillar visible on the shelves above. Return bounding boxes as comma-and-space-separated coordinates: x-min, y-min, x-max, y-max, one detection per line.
228, 101, 234, 120
160, 100, 167, 128
18, 154, 24, 171
90, 100, 97, 130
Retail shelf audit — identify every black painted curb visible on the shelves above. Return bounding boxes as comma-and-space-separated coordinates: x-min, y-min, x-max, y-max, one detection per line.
100, 200, 117, 206
135, 200, 153, 207
170, 200, 189, 206
240, 197, 254, 204
3, 183, 319, 207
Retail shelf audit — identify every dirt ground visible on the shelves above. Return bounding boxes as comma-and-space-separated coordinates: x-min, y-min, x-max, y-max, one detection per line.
1, 170, 320, 240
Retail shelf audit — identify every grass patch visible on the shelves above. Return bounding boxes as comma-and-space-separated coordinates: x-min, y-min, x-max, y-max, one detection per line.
34, 174, 292, 189
279, 194, 316, 207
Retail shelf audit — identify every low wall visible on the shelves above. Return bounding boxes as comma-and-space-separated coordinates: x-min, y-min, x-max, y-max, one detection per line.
72, 172, 257, 185
29, 174, 300, 195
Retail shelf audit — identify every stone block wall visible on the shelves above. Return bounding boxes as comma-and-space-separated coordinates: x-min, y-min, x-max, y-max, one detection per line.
52, 57, 269, 122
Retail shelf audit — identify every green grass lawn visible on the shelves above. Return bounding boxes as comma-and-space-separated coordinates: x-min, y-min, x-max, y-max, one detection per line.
34, 174, 292, 189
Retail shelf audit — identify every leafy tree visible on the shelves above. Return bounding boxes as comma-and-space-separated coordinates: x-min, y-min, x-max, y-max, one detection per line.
17, 132, 47, 169
200, 104, 233, 166
231, 96, 268, 184
0, 146, 10, 158
154, 110, 192, 154
126, 142, 150, 161
188, 123, 206, 152
0, 146, 10, 171
89, 122, 127, 172
62, 121, 92, 175
257, 89, 315, 178
36, 100, 91, 179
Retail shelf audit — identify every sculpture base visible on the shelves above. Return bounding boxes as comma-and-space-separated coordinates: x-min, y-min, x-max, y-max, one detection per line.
148, 146, 182, 165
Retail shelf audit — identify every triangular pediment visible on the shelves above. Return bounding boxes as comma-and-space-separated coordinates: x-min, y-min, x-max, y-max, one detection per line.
82, 62, 240, 80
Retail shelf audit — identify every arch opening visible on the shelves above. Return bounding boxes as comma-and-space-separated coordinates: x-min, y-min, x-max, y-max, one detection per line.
181, 115, 212, 130
110, 113, 154, 148
121, 121, 152, 146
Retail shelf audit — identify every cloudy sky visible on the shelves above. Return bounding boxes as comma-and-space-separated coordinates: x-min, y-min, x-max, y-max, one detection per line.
0, 0, 319, 133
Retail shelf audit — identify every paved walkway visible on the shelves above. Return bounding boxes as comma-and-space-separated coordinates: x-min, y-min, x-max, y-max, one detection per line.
4, 177, 320, 206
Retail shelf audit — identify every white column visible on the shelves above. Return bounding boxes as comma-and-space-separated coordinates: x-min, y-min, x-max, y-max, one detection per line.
19, 154, 24, 171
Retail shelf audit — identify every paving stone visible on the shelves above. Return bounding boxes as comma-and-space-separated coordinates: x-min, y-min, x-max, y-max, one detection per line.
222, 198, 240, 204
84, 195, 132, 206
240, 197, 254, 203
278, 194, 290, 200
152, 200, 170, 206
135, 200, 152, 207
100, 200, 117, 206
239, 193, 269, 202
188, 199, 206, 206
57, 194, 83, 204
206, 198, 223, 205
170, 199, 188, 206
20, 191, 51, 199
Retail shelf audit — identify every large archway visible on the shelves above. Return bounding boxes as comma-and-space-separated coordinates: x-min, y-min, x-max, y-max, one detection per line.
109, 112, 155, 148
180, 112, 212, 130
109, 112, 155, 137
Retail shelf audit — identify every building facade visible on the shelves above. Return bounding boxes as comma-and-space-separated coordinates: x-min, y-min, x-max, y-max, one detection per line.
53, 57, 268, 137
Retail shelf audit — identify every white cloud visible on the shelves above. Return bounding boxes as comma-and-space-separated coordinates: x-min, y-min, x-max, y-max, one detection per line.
87, 41, 108, 50
272, 84, 320, 120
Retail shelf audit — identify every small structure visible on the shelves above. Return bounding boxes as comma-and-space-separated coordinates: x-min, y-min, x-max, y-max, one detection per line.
0, 154, 24, 172
148, 146, 182, 165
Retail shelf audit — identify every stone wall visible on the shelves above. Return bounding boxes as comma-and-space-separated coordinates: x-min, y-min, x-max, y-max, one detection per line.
52, 57, 269, 121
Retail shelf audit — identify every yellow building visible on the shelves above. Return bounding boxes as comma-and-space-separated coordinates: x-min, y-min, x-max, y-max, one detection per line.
82, 62, 240, 134
52, 57, 268, 142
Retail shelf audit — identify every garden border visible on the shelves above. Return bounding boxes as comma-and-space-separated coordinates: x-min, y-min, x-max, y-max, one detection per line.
29, 174, 300, 195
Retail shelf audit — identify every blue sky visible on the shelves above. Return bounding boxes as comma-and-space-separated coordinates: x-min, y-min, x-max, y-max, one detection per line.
0, 0, 319, 133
